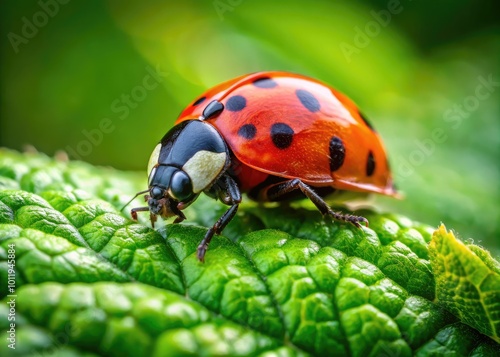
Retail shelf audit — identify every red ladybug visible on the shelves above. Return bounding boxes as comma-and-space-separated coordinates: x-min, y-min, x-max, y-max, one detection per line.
131, 71, 397, 262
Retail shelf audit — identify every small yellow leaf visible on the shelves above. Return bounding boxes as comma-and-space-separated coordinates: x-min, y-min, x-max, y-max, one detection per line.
429, 224, 500, 343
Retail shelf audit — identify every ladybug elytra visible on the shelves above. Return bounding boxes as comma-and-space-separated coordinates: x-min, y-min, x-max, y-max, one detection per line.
130, 71, 397, 262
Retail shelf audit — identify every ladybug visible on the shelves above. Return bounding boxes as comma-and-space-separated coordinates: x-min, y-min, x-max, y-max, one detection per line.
130, 71, 397, 262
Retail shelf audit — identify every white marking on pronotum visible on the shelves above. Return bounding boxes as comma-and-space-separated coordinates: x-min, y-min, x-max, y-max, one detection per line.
147, 144, 161, 175
183, 150, 227, 193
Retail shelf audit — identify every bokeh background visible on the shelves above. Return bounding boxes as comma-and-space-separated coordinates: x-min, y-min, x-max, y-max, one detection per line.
1, 0, 499, 255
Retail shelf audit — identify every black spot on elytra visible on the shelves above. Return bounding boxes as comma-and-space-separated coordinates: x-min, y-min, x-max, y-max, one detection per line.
329, 136, 345, 172
238, 124, 257, 139
253, 77, 278, 88
296, 89, 320, 112
271, 123, 294, 149
226, 95, 246, 111
359, 111, 376, 131
202, 100, 224, 119
366, 151, 376, 176
192, 96, 206, 106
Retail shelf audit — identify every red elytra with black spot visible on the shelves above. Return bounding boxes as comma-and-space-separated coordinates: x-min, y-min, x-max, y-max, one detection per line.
176, 71, 397, 198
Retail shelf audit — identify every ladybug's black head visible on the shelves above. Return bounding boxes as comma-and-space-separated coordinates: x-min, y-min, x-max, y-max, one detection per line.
141, 120, 229, 222
146, 165, 193, 219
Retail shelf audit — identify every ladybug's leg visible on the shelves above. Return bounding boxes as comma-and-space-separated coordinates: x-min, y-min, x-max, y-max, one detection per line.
130, 206, 150, 221
197, 174, 242, 262
267, 179, 368, 228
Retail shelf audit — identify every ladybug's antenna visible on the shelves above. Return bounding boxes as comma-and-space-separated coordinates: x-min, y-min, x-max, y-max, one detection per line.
120, 189, 149, 212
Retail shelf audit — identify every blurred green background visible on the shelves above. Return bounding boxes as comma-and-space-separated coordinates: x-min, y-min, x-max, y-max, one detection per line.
1, 0, 499, 255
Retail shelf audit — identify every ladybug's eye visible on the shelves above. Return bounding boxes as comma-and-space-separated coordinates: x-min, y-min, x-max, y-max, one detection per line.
150, 186, 164, 199
169, 171, 193, 201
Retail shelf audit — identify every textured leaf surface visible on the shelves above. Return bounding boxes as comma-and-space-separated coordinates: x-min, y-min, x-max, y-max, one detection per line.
1, 148, 499, 356
429, 225, 500, 343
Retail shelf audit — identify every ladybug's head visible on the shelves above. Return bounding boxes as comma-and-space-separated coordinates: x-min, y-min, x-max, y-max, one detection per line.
137, 120, 229, 223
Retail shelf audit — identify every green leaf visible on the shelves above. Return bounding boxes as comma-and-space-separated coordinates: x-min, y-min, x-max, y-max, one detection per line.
1, 148, 499, 356
429, 224, 500, 343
